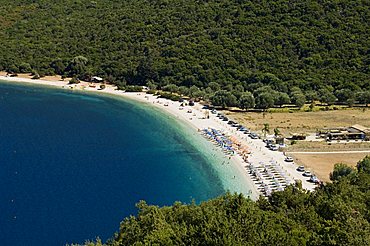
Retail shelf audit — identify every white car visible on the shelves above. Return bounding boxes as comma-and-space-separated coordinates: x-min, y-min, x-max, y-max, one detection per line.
284, 156, 294, 162
303, 171, 311, 177
297, 166, 305, 172
270, 145, 279, 151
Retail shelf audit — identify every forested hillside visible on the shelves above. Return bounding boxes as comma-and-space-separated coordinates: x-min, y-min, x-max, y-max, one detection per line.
0, 0, 369, 107
80, 157, 370, 245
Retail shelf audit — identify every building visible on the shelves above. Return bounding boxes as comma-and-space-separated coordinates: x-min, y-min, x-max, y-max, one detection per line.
318, 125, 370, 141
350, 124, 370, 140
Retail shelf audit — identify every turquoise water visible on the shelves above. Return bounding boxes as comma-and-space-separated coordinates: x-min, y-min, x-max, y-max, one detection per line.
0, 81, 249, 245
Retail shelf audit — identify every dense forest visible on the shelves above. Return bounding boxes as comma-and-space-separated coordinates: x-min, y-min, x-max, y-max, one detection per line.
0, 0, 369, 108
76, 157, 370, 245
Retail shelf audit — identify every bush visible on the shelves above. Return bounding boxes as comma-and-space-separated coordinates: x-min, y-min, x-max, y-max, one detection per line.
158, 92, 181, 101
330, 163, 355, 181
125, 85, 142, 92
69, 77, 80, 84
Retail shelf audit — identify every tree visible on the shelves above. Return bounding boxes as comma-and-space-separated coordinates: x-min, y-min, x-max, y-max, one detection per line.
274, 128, 281, 137
262, 123, 270, 138
66, 56, 89, 78
18, 62, 32, 73
335, 89, 353, 103
146, 81, 157, 90
255, 92, 274, 109
188, 85, 201, 98
305, 90, 319, 103
207, 82, 221, 92
357, 156, 370, 174
291, 93, 306, 108
162, 84, 178, 93
275, 92, 291, 107
239, 92, 255, 110
135, 57, 158, 85
346, 98, 355, 107
69, 77, 80, 84
319, 88, 337, 105
211, 90, 237, 108
330, 163, 355, 181
356, 91, 370, 107
178, 86, 189, 96
50, 58, 67, 75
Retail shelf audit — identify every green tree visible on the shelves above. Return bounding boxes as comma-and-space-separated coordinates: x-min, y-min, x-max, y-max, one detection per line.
262, 123, 270, 138
291, 93, 306, 108
275, 92, 291, 107
188, 85, 201, 98
330, 163, 356, 181
335, 89, 354, 103
146, 81, 157, 90
356, 91, 370, 107
66, 56, 89, 78
319, 88, 337, 105
18, 62, 32, 73
239, 91, 255, 110
255, 92, 274, 109
211, 90, 237, 108
178, 86, 189, 96
207, 82, 221, 92
162, 84, 178, 93
50, 58, 67, 75
69, 77, 80, 84
305, 90, 319, 103
357, 156, 370, 174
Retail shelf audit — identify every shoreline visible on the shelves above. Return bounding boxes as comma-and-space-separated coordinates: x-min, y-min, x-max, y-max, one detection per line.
0, 75, 260, 199
0, 75, 319, 199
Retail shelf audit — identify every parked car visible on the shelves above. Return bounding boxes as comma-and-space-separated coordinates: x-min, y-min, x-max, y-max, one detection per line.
310, 175, 320, 184
238, 126, 246, 131
263, 139, 274, 144
284, 156, 294, 162
211, 109, 217, 114
270, 145, 279, 151
297, 166, 305, 172
223, 117, 229, 121
303, 170, 312, 177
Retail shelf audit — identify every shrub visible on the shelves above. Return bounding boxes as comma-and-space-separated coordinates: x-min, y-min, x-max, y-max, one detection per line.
125, 85, 142, 92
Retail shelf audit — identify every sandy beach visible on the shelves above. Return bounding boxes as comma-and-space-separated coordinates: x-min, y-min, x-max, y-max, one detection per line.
0, 74, 318, 199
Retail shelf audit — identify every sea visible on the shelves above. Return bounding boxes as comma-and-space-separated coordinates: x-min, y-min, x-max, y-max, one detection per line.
0, 81, 250, 245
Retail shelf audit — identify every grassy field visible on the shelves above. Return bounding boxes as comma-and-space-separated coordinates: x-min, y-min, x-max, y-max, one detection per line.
226, 107, 370, 137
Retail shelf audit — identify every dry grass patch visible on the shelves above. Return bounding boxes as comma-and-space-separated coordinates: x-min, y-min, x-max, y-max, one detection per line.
227, 109, 370, 136
291, 152, 370, 182
287, 141, 370, 152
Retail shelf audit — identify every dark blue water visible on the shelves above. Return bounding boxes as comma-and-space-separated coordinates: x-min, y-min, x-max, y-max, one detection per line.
0, 82, 225, 245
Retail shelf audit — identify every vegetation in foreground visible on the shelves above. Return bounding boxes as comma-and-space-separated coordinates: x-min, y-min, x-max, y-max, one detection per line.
1, 0, 369, 109
76, 156, 370, 246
